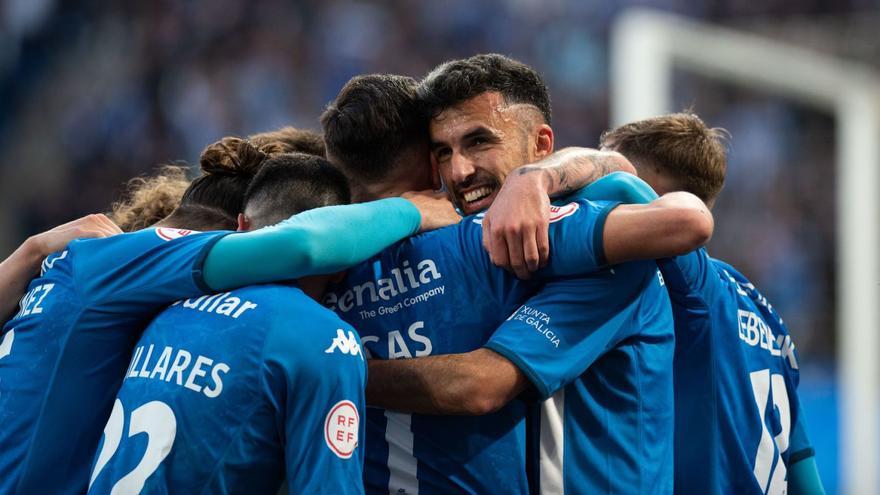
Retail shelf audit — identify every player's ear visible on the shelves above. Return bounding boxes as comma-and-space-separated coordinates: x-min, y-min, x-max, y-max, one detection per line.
534, 124, 553, 159
237, 213, 250, 232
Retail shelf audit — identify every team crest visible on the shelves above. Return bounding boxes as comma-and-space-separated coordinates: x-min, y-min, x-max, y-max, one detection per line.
549, 202, 579, 223
324, 400, 359, 459
155, 228, 197, 241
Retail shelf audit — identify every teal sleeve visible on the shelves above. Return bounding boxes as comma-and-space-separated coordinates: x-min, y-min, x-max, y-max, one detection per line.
562, 172, 659, 205
202, 198, 421, 291
789, 457, 825, 495
788, 408, 824, 495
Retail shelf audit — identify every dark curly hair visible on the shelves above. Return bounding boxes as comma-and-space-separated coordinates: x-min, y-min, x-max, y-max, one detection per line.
419, 53, 551, 125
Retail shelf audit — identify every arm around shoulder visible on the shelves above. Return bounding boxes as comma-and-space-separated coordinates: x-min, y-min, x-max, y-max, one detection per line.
202, 198, 424, 291
603, 191, 714, 265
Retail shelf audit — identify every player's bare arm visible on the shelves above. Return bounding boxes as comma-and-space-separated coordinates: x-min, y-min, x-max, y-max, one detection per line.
366, 348, 529, 415
511, 147, 636, 199
602, 191, 713, 265
0, 214, 121, 320
481, 148, 635, 278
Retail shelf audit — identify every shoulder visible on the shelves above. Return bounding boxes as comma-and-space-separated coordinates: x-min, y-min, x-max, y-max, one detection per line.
70, 228, 227, 259
710, 256, 786, 326
265, 288, 362, 362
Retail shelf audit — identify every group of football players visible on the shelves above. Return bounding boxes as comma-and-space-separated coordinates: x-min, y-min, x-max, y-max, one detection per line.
0, 53, 824, 494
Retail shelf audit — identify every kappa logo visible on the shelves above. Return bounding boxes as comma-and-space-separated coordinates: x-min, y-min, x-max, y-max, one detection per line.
324, 400, 359, 459
549, 202, 579, 223
324, 329, 364, 360
155, 228, 198, 241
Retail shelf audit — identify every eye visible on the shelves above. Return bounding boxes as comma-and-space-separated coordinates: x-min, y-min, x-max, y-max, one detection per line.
433, 147, 452, 162
468, 135, 491, 148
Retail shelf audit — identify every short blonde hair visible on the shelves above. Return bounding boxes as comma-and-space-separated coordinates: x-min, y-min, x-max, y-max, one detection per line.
600, 112, 729, 203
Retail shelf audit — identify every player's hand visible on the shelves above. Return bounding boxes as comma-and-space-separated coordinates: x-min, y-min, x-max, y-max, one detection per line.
29, 214, 122, 256
402, 190, 461, 233
482, 170, 550, 279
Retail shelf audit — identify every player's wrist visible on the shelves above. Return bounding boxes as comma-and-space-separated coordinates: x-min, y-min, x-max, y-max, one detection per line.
21, 235, 49, 261
12, 236, 46, 277
510, 165, 553, 195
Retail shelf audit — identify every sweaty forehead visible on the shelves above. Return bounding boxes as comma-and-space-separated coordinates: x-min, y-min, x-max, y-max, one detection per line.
430, 92, 519, 141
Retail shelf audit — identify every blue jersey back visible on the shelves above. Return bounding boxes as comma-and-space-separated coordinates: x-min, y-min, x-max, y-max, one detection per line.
658, 251, 806, 494
0, 227, 228, 494
485, 262, 675, 495
88, 283, 366, 494
325, 199, 615, 495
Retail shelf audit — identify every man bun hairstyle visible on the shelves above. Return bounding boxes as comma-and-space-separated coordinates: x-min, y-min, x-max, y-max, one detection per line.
242, 152, 351, 229
599, 112, 729, 203
183, 127, 326, 218
420, 53, 552, 124
321, 74, 427, 183
248, 126, 326, 158
198, 137, 267, 177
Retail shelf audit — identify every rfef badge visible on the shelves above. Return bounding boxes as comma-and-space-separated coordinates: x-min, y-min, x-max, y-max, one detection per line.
324, 400, 359, 459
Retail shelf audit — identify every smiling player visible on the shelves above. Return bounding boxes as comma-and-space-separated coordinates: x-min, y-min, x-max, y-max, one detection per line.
320, 69, 713, 494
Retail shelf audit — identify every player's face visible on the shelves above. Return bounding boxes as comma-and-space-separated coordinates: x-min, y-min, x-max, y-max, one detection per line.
429, 92, 534, 215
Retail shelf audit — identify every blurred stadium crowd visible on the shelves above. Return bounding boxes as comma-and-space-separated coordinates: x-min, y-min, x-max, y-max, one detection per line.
1, 0, 878, 366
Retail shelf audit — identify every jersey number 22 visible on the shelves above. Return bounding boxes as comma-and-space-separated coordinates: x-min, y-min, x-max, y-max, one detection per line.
90, 399, 177, 494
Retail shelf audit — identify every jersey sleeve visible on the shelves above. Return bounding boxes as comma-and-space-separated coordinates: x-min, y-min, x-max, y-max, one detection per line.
537, 199, 621, 276
203, 197, 421, 291
261, 314, 367, 495
789, 401, 816, 464
564, 172, 659, 205
484, 269, 650, 398
452, 199, 621, 309
70, 229, 229, 313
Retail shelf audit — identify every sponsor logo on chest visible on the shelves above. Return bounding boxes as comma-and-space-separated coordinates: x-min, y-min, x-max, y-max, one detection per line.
325, 259, 443, 313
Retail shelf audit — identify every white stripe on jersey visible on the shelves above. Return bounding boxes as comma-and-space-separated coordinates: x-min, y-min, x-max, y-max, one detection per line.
384, 411, 419, 495
540, 389, 565, 494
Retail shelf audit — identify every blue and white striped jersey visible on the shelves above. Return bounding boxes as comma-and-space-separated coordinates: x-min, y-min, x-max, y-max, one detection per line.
325, 199, 618, 495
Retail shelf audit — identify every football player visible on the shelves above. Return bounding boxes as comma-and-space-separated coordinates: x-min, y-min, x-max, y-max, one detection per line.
320, 66, 710, 494
0, 214, 121, 320
485, 112, 824, 494
0, 131, 450, 494
88, 153, 370, 494
599, 114, 823, 495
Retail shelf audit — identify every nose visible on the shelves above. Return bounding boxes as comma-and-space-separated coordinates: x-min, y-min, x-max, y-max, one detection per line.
449, 151, 476, 185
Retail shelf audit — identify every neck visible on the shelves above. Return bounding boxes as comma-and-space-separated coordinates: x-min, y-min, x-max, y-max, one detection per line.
298, 275, 331, 301
350, 180, 408, 203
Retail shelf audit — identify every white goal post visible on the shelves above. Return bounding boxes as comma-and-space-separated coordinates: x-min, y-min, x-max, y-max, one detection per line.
610, 9, 880, 495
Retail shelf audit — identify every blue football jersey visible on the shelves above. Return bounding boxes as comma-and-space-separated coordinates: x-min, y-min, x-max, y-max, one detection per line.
324, 199, 617, 495
0, 227, 229, 494
87, 283, 366, 494
658, 250, 808, 494
485, 263, 675, 495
